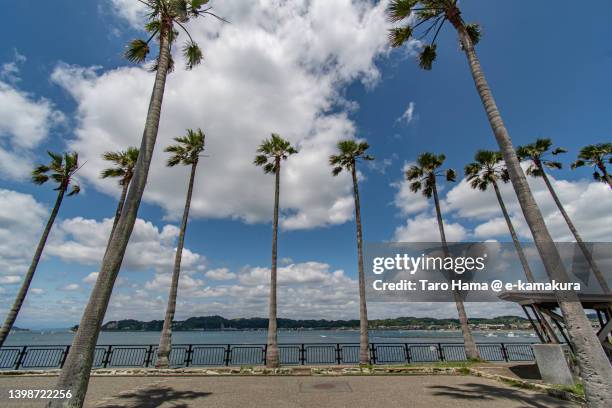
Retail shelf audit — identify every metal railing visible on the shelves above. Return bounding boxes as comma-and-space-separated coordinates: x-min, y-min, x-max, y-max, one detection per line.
0, 343, 535, 370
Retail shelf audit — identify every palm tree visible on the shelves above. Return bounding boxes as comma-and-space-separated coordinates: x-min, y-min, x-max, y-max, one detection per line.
517, 138, 609, 294
51, 2, 224, 406
406, 152, 480, 360
100, 147, 139, 243
571, 142, 612, 189
465, 150, 535, 283
329, 140, 374, 365
254, 133, 297, 368
387, 3, 612, 403
0, 152, 80, 347
156, 129, 205, 368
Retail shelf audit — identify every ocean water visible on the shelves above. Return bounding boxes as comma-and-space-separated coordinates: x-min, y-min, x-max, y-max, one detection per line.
4, 329, 539, 346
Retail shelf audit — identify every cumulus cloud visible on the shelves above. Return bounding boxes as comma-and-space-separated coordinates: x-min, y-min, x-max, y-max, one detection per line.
393, 213, 468, 242
47, 217, 205, 273
0, 189, 48, 276
444, 174, 612, 242
51, 0, 393, 230
204, 268, 236, 281
137, 260, 360, 320
0, 52, 65, 179
61, 283, 80, 291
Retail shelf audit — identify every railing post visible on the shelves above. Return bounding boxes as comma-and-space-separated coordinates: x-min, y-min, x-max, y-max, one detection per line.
225, 344, 231, 366
102, 345, 113, 368
437, 343, 444, 361
144, 345, 154, 367
14, 346, 27, 370
405, 343, 411, 364
500, 343, 509, 362
262, 344, 266, 366
336, 344, 341, 365
185, 344, 193, 367
60, 345, 70, 368
371, 343, 377, 365
300, 344, 306, 365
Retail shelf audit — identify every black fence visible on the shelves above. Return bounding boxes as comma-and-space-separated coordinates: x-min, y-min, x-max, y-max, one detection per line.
0, 343, 535, 370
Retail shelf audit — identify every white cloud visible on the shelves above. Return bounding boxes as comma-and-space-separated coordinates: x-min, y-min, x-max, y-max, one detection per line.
0, 189, 47, 276
0, 275, 21, 284
61, 283, 80, 291
0, 51, 64, 179
444, 173, 612, 242
82, 272, 99, 284
47, 217, 205, 273
204, 268, 236, 281
30, 288, 45, 295
137, 260, 360, 320
393, 213, 468, 242
53, 0, 392, 230
0, 50, 26, 84
392, 162, 430, 216
396, 101, 415, 124
108, 0, 147, 28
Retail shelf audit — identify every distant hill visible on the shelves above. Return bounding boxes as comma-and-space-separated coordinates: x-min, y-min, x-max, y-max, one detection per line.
100, 315, 531, 331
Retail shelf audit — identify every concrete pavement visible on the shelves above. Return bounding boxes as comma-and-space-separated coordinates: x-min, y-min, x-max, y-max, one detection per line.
0, 375, 578, 408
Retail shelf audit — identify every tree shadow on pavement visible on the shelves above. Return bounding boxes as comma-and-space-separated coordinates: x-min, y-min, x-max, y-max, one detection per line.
96, 385, 211, 408
429, 382, 575, 408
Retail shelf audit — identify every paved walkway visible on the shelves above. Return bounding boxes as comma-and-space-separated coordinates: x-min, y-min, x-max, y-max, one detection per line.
0, 375, 577, 408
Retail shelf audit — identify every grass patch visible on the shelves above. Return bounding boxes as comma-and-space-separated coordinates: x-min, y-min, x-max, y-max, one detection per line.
552, 383, 584, 397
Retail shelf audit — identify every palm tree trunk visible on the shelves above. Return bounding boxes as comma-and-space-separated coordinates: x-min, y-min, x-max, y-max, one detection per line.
0, 188, 65, 347
597, 161, 612, 189
109, 179, 130, 245
448, 12, 612, 406
432, 179, 480, 360
156, 161, 198, 368
49, 20, 172, 408
491, 180, 535, 283
351, 163, 370, 365
266, 157, 281, 368
539, 167, 609, 294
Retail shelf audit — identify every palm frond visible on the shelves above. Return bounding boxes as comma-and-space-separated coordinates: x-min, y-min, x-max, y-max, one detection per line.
419, 44, 437, 70
465, 23, 481, 45
125, 39, 150, 63
183, 41, 203, 69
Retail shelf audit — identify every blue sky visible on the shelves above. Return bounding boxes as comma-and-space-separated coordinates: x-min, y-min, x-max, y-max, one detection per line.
1, 0, 611, 329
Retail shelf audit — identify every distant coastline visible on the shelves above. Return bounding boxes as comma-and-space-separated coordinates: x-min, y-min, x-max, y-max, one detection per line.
92, 315, 533, 332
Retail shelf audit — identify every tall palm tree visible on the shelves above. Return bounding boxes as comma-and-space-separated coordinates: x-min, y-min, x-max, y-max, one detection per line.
406, 152, 480, 360
517, 138, 609, 294
387, 2, 612, 403
156, 129, 205, 368
329, 140, 374, 365
51, 2, 224, 406
571, 142, 612, 189
100, 147, 139, 243
0, 152, 80, 347
254, 133, 297, 368
465, 150, 535, 283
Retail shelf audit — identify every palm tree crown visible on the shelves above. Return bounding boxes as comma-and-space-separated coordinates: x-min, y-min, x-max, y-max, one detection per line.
125, 0, 226, 70
254, 133, 298, 173
329, 140, 374, 176
464, 150, 509, 190
101, 147, 140, 186
386, 0, 481, 70
32, 151, 81, 196
571, 142, 612, 184
516, 138, 567, 176
165, 128, 206, 167
406, 152, 456, 197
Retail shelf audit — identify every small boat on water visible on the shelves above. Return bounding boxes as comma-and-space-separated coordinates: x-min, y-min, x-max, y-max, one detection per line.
507, 332, 516, 338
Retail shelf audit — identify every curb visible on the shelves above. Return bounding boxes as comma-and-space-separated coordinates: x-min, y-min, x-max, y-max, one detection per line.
468, 368, 586, 405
